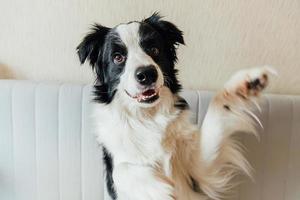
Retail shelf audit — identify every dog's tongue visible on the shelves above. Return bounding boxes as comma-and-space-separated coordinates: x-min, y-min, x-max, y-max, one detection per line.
142, 89, 155, 96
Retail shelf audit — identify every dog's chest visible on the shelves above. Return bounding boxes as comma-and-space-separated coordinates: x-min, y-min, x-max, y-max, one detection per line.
95, 107, 175, 166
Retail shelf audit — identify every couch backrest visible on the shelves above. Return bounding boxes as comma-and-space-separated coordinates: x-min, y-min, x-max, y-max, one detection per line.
0, 81, 299, 200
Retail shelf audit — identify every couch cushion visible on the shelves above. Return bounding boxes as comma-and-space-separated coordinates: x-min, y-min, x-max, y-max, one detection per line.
0, 80, 299, 200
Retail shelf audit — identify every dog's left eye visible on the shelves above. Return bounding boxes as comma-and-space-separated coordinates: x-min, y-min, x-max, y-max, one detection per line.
150, 47, 159, 56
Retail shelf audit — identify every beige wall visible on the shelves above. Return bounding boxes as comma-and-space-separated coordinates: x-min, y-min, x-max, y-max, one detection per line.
0, 0, 299, 94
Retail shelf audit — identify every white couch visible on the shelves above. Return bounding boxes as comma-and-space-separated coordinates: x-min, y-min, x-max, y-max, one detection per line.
0, 80, 299, 200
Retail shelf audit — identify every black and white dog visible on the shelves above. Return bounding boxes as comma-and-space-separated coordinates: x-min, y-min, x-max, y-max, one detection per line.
77, 13, 274, 200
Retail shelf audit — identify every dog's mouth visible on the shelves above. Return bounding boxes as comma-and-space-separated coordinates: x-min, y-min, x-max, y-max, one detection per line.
125, 87, 160, 103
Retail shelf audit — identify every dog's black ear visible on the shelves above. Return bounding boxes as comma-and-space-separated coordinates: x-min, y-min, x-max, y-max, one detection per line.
144, 12, 185, 48
76, 24, 110, 68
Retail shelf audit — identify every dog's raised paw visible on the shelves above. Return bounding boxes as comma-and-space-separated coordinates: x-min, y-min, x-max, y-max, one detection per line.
225, 66, 277, 99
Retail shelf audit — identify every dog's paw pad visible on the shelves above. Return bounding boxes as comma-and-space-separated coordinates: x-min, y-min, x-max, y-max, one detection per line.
225, 66, 276, 99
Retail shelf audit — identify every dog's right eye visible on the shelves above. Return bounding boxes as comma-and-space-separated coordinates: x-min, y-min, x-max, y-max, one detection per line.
113, 53, 126, 65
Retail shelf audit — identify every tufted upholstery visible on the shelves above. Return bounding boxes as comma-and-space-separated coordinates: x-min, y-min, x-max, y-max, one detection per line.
0, 80, 299, 200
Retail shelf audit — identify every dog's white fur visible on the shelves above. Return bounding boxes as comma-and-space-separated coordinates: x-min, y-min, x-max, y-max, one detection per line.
92, 23, 274, 200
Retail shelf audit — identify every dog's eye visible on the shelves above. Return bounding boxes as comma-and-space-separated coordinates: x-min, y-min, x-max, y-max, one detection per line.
150, 47, 159, 56
113, 53, 126, 65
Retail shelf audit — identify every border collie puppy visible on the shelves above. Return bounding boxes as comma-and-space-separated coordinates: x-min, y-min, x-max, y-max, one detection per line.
77, 13, 274, 200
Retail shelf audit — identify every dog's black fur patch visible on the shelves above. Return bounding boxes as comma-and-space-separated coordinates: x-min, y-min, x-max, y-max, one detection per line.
102, 146, 117, 200
141, 13, 184, 94
77, 26, 127, 104
174, 96, 189, 110
190, 176, 204, 194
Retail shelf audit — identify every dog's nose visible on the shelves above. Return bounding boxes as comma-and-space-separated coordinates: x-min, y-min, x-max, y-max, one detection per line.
135, 65, 158, 85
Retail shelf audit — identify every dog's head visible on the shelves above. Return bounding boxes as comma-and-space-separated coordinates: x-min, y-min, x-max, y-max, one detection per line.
77, 13, 184, 107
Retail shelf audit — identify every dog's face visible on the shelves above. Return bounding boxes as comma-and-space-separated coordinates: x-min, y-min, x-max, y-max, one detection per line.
77, 13, 184, 107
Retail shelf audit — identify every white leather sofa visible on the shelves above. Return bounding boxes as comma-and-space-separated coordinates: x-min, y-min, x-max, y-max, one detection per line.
0, 80, 299, 200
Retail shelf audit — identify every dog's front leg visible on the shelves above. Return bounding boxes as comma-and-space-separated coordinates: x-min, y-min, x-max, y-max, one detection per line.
113, 163, 175, 200
197, 67, 276, 198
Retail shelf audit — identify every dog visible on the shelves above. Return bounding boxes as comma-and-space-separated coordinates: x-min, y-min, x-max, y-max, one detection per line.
77, 13, 274, 200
